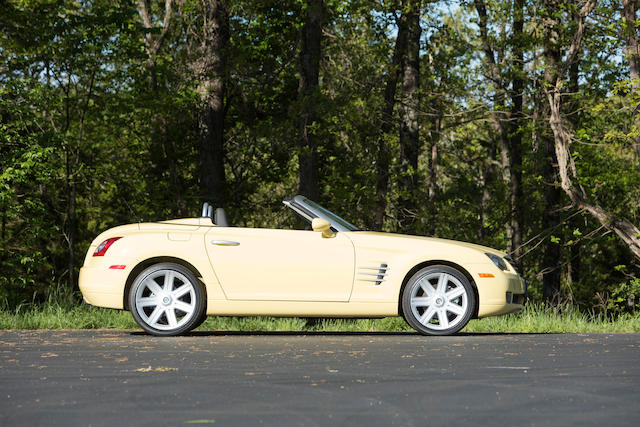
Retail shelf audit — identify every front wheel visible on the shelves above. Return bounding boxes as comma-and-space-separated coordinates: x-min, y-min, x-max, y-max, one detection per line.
129, 263, 206, 336
402, 265, 476, 336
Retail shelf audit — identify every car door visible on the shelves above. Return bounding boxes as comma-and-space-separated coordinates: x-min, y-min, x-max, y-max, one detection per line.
204, 227, 355, 301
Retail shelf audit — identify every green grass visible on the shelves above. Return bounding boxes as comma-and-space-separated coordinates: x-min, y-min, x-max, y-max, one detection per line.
465, 303, 640, 333
1, 302, 639, 333
0, 303, 138, 330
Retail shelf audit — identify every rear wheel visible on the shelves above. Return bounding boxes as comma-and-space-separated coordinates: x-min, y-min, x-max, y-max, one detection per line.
402, 265, 475, 336
129, 263, 206, 336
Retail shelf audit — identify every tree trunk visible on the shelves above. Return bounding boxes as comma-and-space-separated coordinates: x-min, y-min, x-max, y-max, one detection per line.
397, 0, 421, 233
622, 0, 640, 163
138, 0, 174, 62
425, 117, 440, 236
372, 10, 409, 230
1, 207, 5, 242
540, 130, 563, 302
540, 0, 566, 303
297, 0, 324, 201
565, 7, 582, 292
508, 0, 525, 267
480, 142, 497, 241
65, 148, 77, 294
542, 0, 640, 262
195, 0, 229, 205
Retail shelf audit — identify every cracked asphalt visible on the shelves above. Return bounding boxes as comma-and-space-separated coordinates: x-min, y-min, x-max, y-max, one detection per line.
1, 330, 639, 426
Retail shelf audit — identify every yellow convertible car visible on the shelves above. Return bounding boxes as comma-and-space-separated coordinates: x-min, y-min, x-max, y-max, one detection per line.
79, 195, 525, 336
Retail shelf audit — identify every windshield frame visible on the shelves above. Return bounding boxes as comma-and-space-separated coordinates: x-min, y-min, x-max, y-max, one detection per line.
283, 195, 360, 232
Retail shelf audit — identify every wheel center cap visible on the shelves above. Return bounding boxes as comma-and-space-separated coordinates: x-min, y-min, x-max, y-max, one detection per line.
435, 297, 444, 307
162, 296, 171, 305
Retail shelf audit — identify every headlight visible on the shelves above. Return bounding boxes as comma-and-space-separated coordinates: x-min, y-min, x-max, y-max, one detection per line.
504, 256, 521, 274
485, 253, 507, 271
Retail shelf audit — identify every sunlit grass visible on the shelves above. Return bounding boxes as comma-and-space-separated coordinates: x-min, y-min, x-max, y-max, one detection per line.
0, 303, 137, 330
464, 302, 640, 333
1, 301, 639, 333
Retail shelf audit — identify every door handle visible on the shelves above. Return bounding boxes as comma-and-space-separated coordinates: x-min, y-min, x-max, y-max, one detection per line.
211, 240, 240, 246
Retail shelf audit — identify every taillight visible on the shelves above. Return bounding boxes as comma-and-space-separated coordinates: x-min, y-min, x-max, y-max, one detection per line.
93, 237, 122, 256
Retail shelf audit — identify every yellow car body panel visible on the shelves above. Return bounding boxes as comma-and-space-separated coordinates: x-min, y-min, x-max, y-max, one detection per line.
205, 227, 355, 301
79, 218, 525, 319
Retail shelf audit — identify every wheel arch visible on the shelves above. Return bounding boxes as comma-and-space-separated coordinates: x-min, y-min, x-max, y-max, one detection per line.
397, 260, 480, 320
123, 256, 206, 311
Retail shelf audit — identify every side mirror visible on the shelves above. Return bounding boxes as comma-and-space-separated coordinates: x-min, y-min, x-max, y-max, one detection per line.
311, 217, 336, 238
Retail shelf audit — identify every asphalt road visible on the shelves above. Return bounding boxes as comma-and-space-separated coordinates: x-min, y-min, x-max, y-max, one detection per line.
1, 330, 639, 426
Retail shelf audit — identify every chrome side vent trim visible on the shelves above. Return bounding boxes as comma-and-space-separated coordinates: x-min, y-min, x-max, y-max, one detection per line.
357, 263, 388, 285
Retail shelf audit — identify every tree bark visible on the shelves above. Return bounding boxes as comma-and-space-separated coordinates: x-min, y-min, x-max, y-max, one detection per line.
397, 0, 421, 233
540, 128, 563, 302
138, 0, 174, 91
297, 0, 324, 201
508, 0, 525, 267
425, 116, 439, 236
138, 0, 173, 60
65, 146, 77, 293
480, 141, 497, 241
542, 0, 640, 262
540, 0, 569, 302
195, 0, 229, 205
372, 10, 409, 230
622, 0, 640, 163
565, 7, 582, 290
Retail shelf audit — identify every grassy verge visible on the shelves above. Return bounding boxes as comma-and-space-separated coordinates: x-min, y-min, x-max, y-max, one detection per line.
1, 302, 639, 333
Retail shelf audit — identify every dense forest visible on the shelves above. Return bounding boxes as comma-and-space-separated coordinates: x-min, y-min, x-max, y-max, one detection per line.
2, 0, 640, 313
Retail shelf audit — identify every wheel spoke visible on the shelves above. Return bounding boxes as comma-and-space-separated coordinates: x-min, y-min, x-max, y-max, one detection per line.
446, 287, 465, 300
137, 297, 157, 307
147, 307, 164, 325
436, 273, 447, 294
445, 302, 465, 316
163, 271, 175, 291
174, 301, 193, 313
411, 297, 431, 308
419, 306, 437, 324
172, 284, 192, 299
166, 308, 178, 327
144, 279, 163, 296
419, 279, 436, 296
438, 309, 449, 328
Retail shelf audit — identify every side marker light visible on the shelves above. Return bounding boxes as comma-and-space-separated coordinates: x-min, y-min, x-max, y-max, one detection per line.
478, 273, 495, 278
109, 265, 126, 270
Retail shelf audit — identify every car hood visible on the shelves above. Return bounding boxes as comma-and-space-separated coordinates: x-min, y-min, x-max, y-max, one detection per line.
346, 231, 507, 259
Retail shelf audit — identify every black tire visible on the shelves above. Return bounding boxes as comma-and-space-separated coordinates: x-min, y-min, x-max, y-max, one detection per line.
129, 263, 206, 336
402, 265, 476, 336
191, 306, 208, 331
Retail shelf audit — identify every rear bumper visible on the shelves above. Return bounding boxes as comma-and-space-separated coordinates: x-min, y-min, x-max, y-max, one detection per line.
78, 261, 131, 309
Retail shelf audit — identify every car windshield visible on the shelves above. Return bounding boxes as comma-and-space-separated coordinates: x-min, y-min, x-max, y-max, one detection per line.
301, 198, 360, 231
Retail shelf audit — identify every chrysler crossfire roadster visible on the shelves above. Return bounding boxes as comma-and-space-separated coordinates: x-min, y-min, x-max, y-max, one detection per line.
79, 195, 526, 336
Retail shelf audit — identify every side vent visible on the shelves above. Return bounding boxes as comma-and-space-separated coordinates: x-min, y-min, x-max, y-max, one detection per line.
357, 263, 388, 286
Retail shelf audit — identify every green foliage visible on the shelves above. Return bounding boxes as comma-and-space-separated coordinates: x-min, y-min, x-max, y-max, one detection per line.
607, 277, 640, 315
1, 0, 640, 315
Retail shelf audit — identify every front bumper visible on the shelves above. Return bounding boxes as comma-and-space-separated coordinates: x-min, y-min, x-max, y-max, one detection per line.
468, 266, 526, 318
